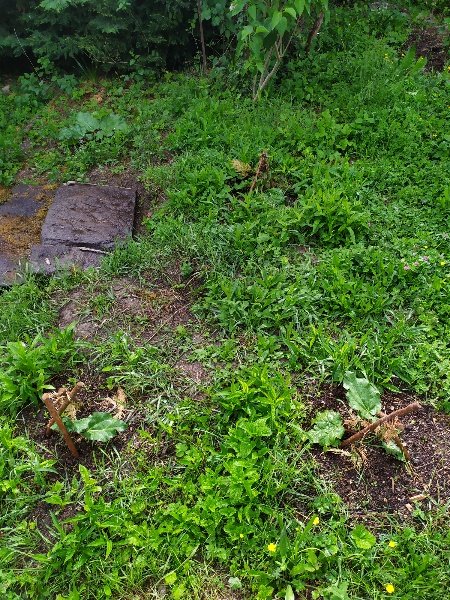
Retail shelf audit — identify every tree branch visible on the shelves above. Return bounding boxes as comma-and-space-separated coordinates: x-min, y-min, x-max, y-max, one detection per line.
340, 402, 421, 448
305, 12, 324, 55
197, 0, 208, 74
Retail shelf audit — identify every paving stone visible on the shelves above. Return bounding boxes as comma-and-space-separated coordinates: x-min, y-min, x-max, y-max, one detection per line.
29, 244, 103, 275
41, 183, 136, 250
0, 184, 47, 217
0, 254, 20, 287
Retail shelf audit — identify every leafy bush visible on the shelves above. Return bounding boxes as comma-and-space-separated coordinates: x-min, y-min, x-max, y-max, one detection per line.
59, 111, 128, 145
0, 0, 195, 71
0, 420, 55, 499
297, 189, 369, 246
0, 328, 78, 415
233, 0, 330, 99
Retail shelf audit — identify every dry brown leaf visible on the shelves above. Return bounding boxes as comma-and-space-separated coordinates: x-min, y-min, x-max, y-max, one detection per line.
104, 388, 127, 419
351, 445, 368, 469
112, 387, 127, 419
410, 494, 427, 502
231, 159, 252, 177
327, 448, 352, 458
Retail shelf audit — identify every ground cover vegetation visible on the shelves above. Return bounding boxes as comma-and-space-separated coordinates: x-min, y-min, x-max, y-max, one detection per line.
1, 1, 450, 598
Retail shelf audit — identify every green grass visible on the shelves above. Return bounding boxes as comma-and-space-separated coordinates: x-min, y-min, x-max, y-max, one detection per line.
0, 2, 450, 598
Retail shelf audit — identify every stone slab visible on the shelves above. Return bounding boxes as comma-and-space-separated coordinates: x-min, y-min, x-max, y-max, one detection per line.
41, 183, 136, 250
0, 254, 20, 287
29, 243, 104, 275
0, 184, 47, 217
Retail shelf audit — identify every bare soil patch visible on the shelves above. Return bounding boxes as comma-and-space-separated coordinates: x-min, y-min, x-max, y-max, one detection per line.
57, 271, 200, 344
307, 384, 450, 519
405, 26, 449, 71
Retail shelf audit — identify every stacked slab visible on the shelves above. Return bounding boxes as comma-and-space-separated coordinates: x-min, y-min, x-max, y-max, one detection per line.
0, 183, 136, 286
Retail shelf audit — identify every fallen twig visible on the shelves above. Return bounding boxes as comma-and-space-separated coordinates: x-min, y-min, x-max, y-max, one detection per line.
340, 402, 421, 448
78, 247, 108, 254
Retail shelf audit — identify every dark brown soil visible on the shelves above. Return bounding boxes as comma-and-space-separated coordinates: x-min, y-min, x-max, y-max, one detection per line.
405, 26, 449, 71
306, 383, 450, 520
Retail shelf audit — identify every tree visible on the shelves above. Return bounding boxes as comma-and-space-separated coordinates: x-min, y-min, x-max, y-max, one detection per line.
231, 0, 329, 100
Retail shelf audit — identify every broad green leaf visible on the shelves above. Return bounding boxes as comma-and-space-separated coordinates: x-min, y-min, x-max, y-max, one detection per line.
164, 572, 177, 585
228, 577, 242, 590
248, 4, 257, 20
350, 525, 376, 550
285, 585, 295, 600
240, 25, 254, 40
343, 371, 381, 421
75, 111, 99, 131
315, 581, 349, 600
279, 527, 289, 558
71, 412, 127, 442
271, 10, 282, 30
275, 16, 288, 37
308, 410, 344, 448
237, 417, 271, 437
284, 7, 297, 19
382, 440, 406, 462
294, 0, 305, 16
229, 0, 247, 16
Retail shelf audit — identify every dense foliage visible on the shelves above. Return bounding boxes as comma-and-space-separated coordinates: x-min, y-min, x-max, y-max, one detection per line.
0, 0, 334, 74
0, 0, 196, 71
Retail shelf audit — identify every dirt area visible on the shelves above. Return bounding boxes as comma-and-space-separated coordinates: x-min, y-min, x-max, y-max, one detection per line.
56, 270, 202, 342
306, 383, 450, 521
0, 185, 55, 257
405, 26, 449, 71
0, 185, 10, 204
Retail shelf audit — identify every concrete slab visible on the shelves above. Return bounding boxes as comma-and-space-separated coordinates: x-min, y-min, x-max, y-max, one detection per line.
29, 243, 103, 275
41, 183, 136, 250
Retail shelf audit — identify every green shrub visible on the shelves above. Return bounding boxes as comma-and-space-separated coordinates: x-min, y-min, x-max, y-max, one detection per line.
0, 0, 195, 71
297, 189, 369, 246
0, 328, 78, 415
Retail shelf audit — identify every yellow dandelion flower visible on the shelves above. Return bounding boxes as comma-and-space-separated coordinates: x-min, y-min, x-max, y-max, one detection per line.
239, 533, 244, 539
385, 583, 395, 594
267, 543, 277, 553
440, 261, 446, 266
388, 540, 397, 548
313, 516, 320, 526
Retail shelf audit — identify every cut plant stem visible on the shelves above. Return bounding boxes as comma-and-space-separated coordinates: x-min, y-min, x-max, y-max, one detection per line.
378, 410, 411, 462
340, 402, 421, 448
42, 393, 79, 458
45, 381, 85, 435
249, 151, 269, 193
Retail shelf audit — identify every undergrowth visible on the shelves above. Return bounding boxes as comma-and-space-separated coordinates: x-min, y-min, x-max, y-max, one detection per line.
0, 2, 449, 598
